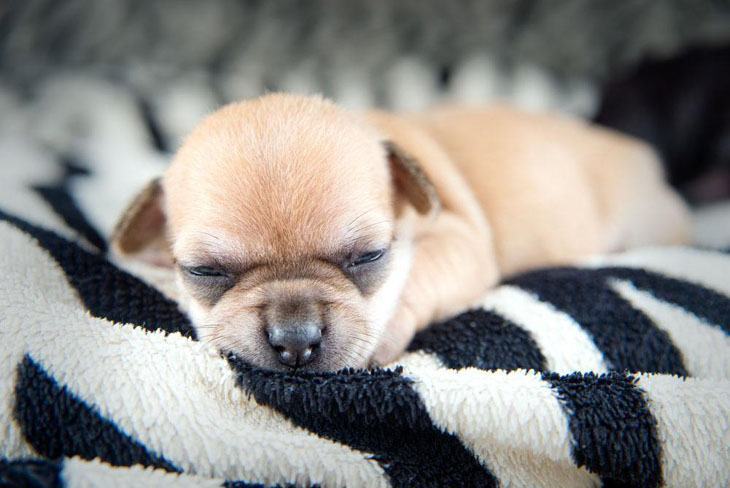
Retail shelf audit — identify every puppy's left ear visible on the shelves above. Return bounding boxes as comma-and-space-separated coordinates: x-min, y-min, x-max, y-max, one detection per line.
385, 141, 441, 218
110, 177, 173, 267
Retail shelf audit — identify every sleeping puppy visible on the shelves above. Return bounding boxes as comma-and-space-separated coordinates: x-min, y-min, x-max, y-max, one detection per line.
111, 93, 690, 371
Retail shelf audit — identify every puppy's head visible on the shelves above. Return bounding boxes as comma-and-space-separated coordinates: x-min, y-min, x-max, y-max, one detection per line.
112, 94, 438, 371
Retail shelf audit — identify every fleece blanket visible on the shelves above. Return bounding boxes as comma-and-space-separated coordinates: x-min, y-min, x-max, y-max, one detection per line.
1, 79, 730, 487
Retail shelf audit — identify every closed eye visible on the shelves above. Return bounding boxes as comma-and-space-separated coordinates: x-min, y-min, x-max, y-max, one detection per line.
348, 249, 386, 268
184, 265, 228, 278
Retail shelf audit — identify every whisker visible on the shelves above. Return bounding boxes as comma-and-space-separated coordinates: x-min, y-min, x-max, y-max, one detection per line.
198, 231, 221, 241
343, 231, 394, 249
349, 220, 393, 235
345, 208, 378, 231
351, 329, 382, 342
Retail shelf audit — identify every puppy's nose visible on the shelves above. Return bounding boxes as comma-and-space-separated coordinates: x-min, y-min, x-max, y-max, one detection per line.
267, 324, 322, 368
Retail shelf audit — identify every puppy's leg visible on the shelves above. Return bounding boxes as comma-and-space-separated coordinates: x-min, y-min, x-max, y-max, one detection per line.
373, 213, 499, 365
371, 302, 417, 366
617, 152, 692, 248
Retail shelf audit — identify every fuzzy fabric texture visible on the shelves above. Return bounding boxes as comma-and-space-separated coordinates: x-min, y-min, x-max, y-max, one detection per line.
0, 76, 729, 487
1, 207, 729, 487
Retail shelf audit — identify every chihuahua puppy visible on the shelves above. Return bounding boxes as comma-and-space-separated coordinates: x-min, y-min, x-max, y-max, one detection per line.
112, 93, 689, 371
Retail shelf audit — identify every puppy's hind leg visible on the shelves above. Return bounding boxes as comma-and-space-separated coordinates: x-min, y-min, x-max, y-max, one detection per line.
614, 151, 693, 249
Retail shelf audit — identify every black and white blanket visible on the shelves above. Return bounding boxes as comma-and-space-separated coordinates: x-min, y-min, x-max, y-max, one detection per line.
1, 78, 729, 487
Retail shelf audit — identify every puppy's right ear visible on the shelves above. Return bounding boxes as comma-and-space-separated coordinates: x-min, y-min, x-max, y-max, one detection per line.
110, 178, 173, 267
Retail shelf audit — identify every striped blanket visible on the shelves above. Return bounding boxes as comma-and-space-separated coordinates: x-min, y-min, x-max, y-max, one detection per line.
1, 79, 729, 487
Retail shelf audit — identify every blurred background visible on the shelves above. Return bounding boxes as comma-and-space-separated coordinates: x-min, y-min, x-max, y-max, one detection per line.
1, 0, 729, 246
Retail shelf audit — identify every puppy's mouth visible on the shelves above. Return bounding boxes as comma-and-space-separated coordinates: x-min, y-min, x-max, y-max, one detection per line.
214, 318, 374, 373
269, 301, 376, 371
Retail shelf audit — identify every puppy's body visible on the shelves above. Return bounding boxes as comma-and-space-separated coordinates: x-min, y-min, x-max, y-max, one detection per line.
113, 94, 689, 370
363, 106, 689, 362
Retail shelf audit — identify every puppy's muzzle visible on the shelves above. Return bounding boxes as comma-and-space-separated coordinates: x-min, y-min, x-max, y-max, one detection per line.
264, 298, 324, 368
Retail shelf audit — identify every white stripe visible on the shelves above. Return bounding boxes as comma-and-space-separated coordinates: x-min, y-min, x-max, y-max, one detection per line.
62, 456, 223, 488
0, 137, 82, 243
588, 246, 730, 296
480, 286, 609, 374
635, 374, 730, 488
395, 350, 446, 370
399, 353, 600, 488
33, 76, 168, 238
0, 223, 388, 487
0, 223, 71, 460
611, 280, 730, 380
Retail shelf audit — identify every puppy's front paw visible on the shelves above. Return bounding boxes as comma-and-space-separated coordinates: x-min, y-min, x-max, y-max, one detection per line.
371, 305, 417, 367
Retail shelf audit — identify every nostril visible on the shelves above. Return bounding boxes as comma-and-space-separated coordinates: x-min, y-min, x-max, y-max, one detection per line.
279, 349, 295, 367
300, 347, 313, 364
268, 329, 281, 345
309, 329, 322, 346
267, 323, 323, 368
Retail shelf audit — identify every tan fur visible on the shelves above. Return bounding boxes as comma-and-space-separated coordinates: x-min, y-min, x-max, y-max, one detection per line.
112, 93, 690, 370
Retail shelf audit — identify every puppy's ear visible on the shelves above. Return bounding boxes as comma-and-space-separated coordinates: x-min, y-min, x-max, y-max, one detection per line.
385, 141, 441, 217
110, 178, 173, 267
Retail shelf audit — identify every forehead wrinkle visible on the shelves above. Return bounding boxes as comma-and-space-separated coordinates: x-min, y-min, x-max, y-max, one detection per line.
168, 95, 396, 266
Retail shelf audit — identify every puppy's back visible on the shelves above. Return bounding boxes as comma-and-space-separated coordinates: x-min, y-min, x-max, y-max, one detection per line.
395, 106, 691, 275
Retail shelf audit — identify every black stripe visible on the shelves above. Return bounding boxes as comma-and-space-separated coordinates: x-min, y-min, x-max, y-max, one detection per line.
605, 267, 730, 334
542, 372, 662, 487
508, 267, 687, 375
408, 309, 546, 371
14, 355, 180, 473
0, 210, 195, 338
137, 96, 171, 154
229, 358, 497, 487
32, 156, 107, 252
0, 458, 61, 488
